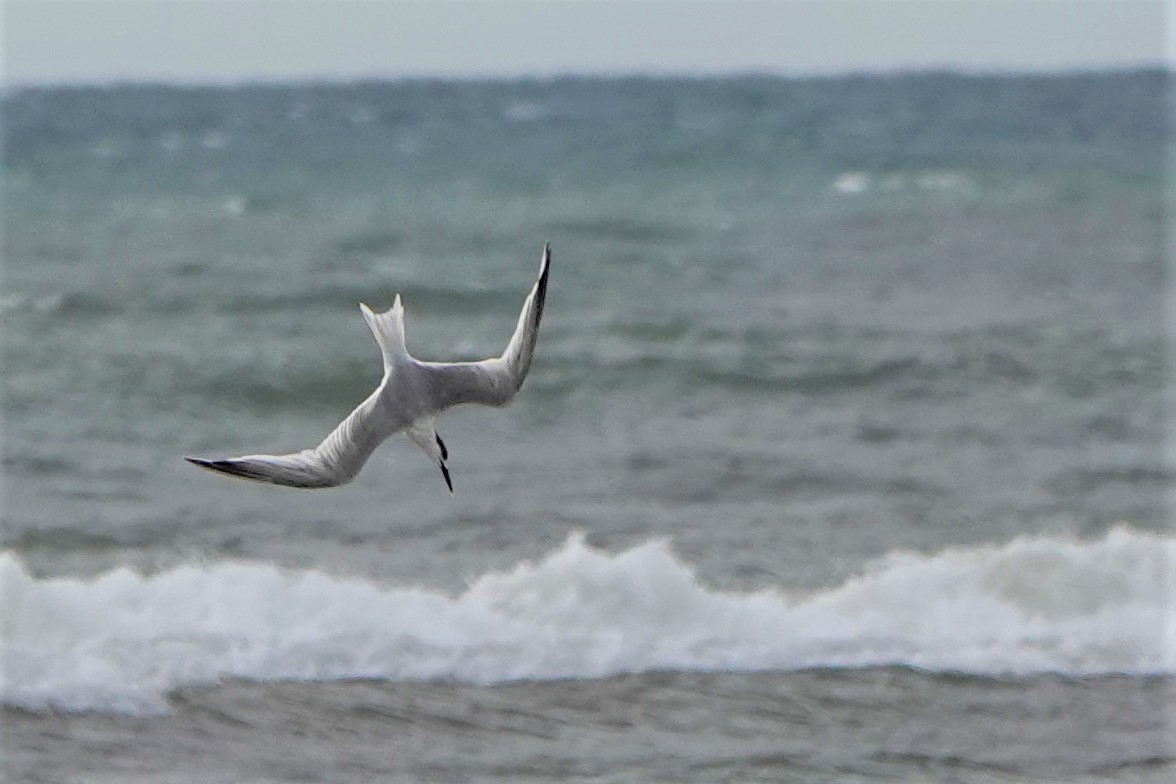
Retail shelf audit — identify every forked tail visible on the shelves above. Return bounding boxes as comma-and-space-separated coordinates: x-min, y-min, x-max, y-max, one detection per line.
360, 294, 408, 373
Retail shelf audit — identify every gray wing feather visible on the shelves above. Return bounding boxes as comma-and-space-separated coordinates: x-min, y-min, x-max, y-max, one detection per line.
419, 243, 550, 410
185, 387, 392, 489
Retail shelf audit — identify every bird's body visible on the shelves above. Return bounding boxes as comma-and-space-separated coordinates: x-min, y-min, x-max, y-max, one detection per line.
186, 243, 551, 492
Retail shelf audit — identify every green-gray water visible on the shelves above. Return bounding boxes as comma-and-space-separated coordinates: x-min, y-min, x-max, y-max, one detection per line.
3, 71, 1172, 782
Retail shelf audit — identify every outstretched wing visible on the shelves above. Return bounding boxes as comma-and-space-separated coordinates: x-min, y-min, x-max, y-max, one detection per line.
185, 453, 333, 489
186, 386, 393, 489
417, 242, 551, 410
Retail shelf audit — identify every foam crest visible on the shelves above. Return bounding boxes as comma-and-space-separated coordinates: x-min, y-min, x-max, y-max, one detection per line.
2, 526, 1171, 714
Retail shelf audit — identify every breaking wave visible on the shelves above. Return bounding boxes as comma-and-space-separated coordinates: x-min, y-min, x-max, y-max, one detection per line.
2, 526, 1171, 714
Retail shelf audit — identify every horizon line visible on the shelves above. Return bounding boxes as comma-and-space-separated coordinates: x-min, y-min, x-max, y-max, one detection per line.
4, 62, 1168, 92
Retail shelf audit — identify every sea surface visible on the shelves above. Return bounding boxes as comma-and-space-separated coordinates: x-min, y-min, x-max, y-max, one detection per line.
2, 71, 1173, 782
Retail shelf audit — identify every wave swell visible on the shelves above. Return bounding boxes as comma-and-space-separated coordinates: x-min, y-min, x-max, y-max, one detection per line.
1, 526, 1171, 714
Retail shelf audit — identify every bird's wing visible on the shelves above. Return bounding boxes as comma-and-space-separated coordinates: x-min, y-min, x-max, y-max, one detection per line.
417, 242, 550, 410
186, 385, 393, 489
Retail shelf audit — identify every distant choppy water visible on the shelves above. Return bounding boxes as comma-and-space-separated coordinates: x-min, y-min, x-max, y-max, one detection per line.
3, 72, 1172, 782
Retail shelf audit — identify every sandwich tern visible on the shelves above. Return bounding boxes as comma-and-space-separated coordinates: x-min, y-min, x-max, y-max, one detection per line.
186, 243, 551, 492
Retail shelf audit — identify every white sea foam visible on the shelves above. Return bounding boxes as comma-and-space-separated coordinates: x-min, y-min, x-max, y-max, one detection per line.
502, 100, 546, 123
0, 293, 66, 315
832, 171, 871, 194
831, 169, 976, 196
1, 527, 1172, 714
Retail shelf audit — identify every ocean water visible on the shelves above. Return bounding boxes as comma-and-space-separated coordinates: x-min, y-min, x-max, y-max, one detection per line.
2, 71, 1172, 781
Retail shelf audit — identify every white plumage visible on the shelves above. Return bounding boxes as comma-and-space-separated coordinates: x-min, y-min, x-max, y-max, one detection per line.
186, 243, 551, 492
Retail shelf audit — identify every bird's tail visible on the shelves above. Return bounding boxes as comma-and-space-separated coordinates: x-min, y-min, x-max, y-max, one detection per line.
360, 295, 408, 372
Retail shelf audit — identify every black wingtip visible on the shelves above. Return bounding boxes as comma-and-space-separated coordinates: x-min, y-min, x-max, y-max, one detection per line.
440, 461, 454, 494
185, 456, 267, 483
533, 243, 550, 329
187, 456, 232, 474
435, 434, 448, 462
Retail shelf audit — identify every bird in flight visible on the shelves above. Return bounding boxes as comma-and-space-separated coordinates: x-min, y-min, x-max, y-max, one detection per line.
186, 243, 551, 493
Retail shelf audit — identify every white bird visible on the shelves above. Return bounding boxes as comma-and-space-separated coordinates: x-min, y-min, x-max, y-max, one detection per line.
186, 243, 551, 492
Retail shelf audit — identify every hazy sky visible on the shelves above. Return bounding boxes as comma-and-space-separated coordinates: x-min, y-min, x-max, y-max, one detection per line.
3, 0, 1168, 86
